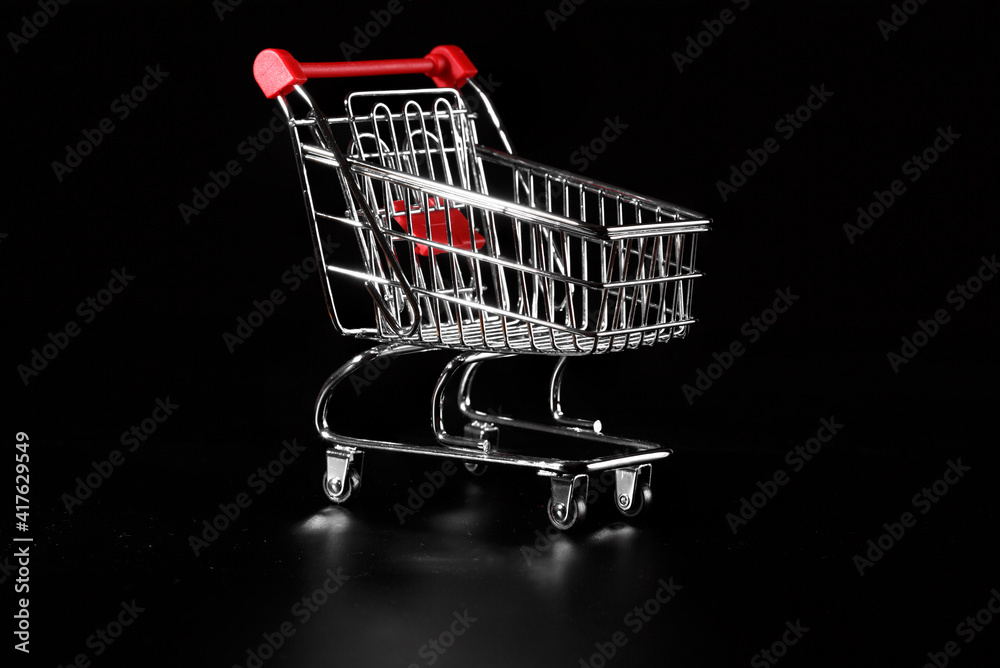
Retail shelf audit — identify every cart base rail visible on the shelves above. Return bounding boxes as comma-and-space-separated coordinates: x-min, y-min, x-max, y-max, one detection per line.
315, 343, 671, 530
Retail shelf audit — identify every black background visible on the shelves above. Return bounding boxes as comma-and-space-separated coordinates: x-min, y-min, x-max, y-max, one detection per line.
5, 1, 999, 666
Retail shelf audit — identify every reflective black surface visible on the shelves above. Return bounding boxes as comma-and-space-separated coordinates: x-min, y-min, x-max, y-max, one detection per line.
26, 390, 999, 666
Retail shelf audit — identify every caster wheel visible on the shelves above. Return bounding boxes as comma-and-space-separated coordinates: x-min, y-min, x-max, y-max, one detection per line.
323, 469, 361, 504
547, 495, 587, 531
463, 461, 488, 477
616, 483, 651, 518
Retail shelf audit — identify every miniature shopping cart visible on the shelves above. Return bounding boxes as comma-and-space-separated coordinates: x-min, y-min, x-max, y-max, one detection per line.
253, 46, 710, 529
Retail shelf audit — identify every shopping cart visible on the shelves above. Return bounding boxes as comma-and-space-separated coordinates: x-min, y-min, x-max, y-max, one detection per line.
253, 46, 710, 529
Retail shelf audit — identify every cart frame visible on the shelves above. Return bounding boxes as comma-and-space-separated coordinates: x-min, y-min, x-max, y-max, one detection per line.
254, 46, 710, 529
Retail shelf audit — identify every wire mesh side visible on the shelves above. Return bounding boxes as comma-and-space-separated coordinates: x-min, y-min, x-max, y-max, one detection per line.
293, 89, 705, 354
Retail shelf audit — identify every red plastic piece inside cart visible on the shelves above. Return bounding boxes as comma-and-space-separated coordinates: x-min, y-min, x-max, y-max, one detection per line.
391, 199, 485, 256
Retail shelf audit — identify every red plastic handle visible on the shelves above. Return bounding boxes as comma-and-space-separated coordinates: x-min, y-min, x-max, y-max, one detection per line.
253, 45, 477, 99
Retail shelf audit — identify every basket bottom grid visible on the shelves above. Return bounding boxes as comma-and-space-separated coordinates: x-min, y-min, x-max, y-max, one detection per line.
374, 316, 687, 355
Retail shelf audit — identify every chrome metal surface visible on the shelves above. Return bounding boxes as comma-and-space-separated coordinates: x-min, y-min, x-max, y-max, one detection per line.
290, 85, 420, 337
614, 466, 643, 512
432, 351, 509, 450
615, 464, 653, 518
547, 474, 589, 530
313, 344, 671, 476
276, 82, 707, 354
325, 450, 352, 496
550, 356, 600, 432
271, 74, 707, 528
453, 354, 663, 449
